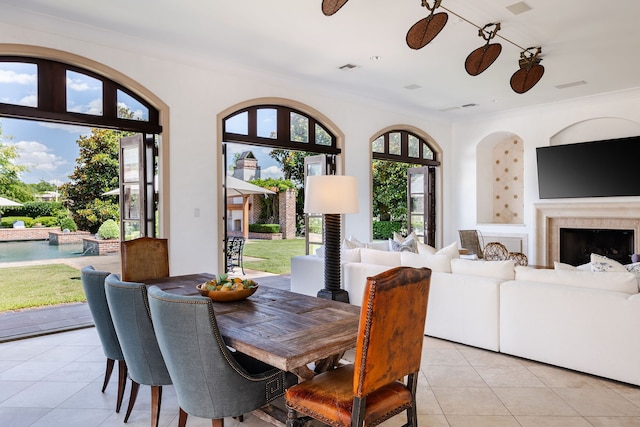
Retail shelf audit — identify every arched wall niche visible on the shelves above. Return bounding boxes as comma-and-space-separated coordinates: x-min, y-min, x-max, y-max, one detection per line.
477, 132, 524, 224
216, 97, 345, 273
551, 117, 640, 146
0, 43, 171, 238
369, 124, 444, 246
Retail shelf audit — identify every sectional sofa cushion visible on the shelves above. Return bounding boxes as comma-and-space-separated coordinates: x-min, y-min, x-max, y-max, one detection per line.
360, 247, 401, 266
515, 266, 638, 294
400, 251, 452, 273
451, 259, 515, 280
435, 241, 460, 259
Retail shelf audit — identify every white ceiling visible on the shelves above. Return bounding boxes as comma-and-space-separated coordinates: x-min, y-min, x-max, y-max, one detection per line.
2, 0, 639, 117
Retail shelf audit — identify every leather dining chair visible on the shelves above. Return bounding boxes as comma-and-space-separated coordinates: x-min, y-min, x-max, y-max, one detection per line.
285, 266, 432, 427
120, 237, 169, 282
105, 273, 173, 427
147, 286, 298, 427
80, 265, 127, 413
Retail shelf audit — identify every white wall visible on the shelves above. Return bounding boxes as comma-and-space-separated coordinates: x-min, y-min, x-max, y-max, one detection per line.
451, 89, 640, 265
0, 18, 452, 274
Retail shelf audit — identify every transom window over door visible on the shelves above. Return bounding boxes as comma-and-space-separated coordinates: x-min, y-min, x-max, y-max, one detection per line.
223, 105, 339, 154
372, 129, 439, 246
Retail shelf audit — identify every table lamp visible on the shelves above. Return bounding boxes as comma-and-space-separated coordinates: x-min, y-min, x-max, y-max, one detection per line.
304, 175, 359, 302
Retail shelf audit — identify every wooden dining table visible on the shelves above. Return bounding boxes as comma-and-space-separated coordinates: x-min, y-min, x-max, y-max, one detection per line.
143, 273, 361, 380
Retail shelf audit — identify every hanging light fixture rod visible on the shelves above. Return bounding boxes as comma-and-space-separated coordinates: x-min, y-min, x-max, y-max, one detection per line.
440, 5, 527, 52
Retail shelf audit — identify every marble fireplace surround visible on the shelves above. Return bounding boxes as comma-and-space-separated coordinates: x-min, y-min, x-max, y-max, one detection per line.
535, 201, 640, 267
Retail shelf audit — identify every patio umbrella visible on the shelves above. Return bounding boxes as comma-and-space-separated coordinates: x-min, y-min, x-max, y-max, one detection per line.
226, 176, 275, 196
0, 196, 23, 207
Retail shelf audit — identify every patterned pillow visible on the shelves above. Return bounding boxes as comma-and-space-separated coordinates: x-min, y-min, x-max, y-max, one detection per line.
388, 232, 418, 253
590, 253, 627, 272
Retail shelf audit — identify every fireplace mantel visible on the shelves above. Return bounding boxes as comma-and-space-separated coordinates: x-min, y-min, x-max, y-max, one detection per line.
535, 201, 640, 267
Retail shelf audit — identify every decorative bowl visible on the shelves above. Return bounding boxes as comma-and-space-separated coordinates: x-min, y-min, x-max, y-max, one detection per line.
196, 283, 258, 302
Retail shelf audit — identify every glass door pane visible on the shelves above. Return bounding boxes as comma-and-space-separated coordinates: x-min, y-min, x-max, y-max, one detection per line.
304, 155, 327, 255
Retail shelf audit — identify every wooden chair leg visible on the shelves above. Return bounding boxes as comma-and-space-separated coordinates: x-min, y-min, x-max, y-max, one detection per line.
351, 396, 366, 427
178, 408, 188, 427
102, 358, 115, 392
124, 380, 140, 423
116, 360, 127, 413
151, 385, 163, 427
286, 406, 298, 427
212, 418, 224, 427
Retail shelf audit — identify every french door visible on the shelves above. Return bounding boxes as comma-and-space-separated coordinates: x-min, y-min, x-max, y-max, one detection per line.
407, 166, 436, 246
119, 134, 157, 240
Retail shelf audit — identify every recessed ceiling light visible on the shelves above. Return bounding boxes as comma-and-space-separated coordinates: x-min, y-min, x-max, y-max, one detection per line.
555, 80, 588, 89
506, 1, 532, 15
338, 63, 359, 71
370, 55, 381, 61
404, 84, 421, 90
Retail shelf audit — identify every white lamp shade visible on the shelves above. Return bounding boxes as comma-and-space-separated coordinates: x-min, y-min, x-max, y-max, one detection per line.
304, 175, 359, 214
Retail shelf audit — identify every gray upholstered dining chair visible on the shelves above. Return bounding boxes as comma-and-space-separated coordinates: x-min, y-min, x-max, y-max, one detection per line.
104, 274, 172, 427
147, 286, 297, 427
80, 265, 127, 413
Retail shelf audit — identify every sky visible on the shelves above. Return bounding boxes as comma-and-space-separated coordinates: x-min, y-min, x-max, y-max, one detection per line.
1, 61, 284, 185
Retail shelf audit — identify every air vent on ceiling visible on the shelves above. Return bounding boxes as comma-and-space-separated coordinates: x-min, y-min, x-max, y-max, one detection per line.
506, 1, 532, 15
462, 103, 478, 108
338, 63, 359, 71
404, 84, 421, 90
555, 80, 588, 89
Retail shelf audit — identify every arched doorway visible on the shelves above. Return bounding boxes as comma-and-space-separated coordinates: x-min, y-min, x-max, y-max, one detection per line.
217, 98, 344, 272
371, 127, 441, 246
0, 45, 169, 239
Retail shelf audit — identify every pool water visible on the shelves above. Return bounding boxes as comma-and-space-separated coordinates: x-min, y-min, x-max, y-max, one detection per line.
0, 240, 86, 263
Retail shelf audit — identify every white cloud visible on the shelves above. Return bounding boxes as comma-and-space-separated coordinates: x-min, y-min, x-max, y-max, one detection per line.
261, 165, 284, 179
19, 94, 37, 107
38, 122, 92, 135
11, 140, 67, 173
66, 76, 100, 92
67, 97, 103, 115
0, 69, 36, 84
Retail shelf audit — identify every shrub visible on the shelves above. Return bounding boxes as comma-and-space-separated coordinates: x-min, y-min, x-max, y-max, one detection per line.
59, 217, 78, 232
0, 216, 34, 228
97, 219, 120, 239
372, 220, 405, 240
33, 216, 59, 227
2, 201, 64, 218
249, 223, 280, 233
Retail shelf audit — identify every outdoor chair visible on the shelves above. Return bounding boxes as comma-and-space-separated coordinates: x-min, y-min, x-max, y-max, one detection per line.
80, 265, 127, 413
226, 236, 245, 275
458, 229, 484, 259
147, 286, 297, 427
483, 241, 509, 261
105, 274, 173, 427
285, 266, 432, 427
120, 237, 169, 282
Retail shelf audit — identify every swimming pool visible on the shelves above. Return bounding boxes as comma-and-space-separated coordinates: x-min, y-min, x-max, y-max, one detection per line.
0, 240, 87, 263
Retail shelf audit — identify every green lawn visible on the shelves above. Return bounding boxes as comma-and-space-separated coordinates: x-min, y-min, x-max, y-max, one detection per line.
0, 264, 86, 312
0, 238, 306, 312
242, 237, 306, 274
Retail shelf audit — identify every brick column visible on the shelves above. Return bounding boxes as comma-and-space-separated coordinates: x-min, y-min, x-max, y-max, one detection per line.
279, 188, 297, 239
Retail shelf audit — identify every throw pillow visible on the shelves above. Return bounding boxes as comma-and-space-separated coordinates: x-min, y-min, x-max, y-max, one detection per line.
388, 232, 418, 253
554, 261, 577, 270
343, 236, 365, 250
436, 241, 460, 259
590, 253, 627, 272
624, 262, 640, 292
417, 242, 437, 255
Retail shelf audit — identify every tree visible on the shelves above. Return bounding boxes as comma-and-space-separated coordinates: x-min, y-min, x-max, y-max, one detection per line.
60, 127, 131, 232
371, 159, 412, 222
268, 150, 310, 185
0, 123, 33, 202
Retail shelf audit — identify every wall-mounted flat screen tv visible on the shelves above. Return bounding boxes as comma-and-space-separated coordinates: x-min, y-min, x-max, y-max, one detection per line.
536, 135, 640, 199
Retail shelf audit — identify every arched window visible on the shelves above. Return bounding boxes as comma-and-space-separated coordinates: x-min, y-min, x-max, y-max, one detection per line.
223, 105, 339, 155
0, 56, 161, 133
372, 129, 439, 245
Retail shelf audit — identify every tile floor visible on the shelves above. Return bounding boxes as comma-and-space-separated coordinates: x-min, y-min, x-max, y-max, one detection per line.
1, 327, 640, 427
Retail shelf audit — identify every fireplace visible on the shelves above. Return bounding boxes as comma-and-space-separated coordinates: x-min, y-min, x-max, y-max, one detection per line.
559, 228, 634, 265
534, 202, 640, 267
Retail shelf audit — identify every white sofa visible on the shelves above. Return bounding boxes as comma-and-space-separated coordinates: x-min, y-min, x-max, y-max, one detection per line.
290, 245, 640, 386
